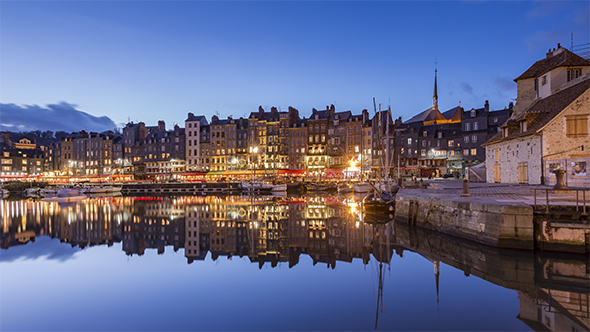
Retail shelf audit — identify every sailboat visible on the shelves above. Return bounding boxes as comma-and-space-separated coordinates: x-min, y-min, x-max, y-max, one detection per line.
362, 99, 397, 214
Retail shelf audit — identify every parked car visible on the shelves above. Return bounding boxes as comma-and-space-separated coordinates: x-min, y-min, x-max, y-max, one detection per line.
442, 173, 455, 178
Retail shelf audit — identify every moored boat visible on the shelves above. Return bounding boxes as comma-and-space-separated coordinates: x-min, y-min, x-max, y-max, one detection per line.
353, 182, 372, 193
88, 185, 122, 194
43, 188, 87, 202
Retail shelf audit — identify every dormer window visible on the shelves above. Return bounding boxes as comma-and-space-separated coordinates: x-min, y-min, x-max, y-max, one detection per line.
520, 121, 527, 133
541, 75, 547, 86
503, 128, 508, 138
437, 132, 442, 138
567, 68, 582, 82
470, 109, 476, 117
423, 131, 427, 137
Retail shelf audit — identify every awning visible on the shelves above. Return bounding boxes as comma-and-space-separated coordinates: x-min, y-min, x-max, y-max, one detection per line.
206, 171, 226, 176
325, 168, 344, 173
182, 172, 207, 176
278, 170, 306, 175
224, 170, 259, 176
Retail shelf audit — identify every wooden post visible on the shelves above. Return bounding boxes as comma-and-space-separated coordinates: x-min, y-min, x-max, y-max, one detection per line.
461, 179, 470, 197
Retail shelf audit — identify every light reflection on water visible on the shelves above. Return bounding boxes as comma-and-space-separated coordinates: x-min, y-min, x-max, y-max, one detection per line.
1, 195, 588, 331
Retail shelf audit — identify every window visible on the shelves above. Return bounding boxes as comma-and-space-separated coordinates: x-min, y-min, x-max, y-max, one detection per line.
567, 68, 582, 82
566, 115, 588, 137
470, 109, 476, 117
494, 117, 498, 123
541, 75, 547, 86
438, 132, 443, 138
471, 135, 477, 143
520, 121, 527, 133
422, 140, 426, 147
465, 123, 471, 131
494, 164, 501, 183
423, 131, 427, 137
494, 148, 499, 162
464, 136, 469, 144
463, 149, 469, 156
407, 138, 412, 145
448, 141, 454, 147
421, 149, 426, 156
473, 122, 479, 130
470, 148, 477, 156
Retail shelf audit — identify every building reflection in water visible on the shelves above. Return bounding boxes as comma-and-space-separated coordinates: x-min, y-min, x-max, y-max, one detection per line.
1, 195, 588, 331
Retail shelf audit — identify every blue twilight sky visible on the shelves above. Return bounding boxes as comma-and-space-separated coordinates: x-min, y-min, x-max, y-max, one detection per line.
1, 1, 589, 131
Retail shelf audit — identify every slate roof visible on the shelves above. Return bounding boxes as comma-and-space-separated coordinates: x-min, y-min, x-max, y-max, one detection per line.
442, 106, 463, 122
515, 47, 590, 81
485, 77, 590, 145
186, 114, 208, 126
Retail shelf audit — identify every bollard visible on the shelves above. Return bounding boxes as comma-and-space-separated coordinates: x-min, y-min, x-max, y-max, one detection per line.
461, 179, 470, 197
419, 179, 424, 189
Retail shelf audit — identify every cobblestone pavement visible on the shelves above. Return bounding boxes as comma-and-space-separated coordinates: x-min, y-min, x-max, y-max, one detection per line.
408, 179, 588, 206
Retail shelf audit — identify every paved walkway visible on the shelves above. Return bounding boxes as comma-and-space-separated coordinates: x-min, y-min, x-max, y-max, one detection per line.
403, 179, 590, 208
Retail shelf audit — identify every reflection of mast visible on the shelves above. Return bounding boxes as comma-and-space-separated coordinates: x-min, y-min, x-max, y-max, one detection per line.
434, 260, 440, 315
375, 261, 383, 329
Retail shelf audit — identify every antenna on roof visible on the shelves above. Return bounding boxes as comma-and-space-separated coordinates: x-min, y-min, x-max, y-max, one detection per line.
571, 32, 574, 51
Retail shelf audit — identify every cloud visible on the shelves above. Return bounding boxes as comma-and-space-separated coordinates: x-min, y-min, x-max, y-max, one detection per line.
525, 2, 567, 20
492, 75, 516, 100
494, 75, 515, 91
0, 236, 80, 263
461, 82, 474, 95
0, 102, 117, 133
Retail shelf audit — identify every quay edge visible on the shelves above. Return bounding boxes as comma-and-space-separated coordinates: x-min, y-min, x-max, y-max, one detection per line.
395, 192, 534, 250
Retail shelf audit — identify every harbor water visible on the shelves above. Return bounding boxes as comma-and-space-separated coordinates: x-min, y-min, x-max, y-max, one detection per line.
1, 195, 588, 331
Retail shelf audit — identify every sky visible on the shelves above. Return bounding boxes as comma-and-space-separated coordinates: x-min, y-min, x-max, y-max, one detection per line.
1, 1, 589, 132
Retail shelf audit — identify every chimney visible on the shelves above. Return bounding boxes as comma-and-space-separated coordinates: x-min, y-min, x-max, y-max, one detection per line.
484, 100, 489, 112
547, 48, 553, 58
188, 112, 194, 119
212, 115, 219, 123
174, 124, 179, 131
158, 120, 165, 132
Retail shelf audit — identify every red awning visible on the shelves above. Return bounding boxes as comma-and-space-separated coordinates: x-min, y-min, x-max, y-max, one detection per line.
278, 170, 307, 175
182, 172, 207, 176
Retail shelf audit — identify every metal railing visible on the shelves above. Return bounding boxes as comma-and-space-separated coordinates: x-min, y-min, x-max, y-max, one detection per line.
533, 187, 589, 215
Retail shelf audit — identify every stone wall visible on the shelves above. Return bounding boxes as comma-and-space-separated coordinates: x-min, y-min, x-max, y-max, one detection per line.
541, 88, 590, 186
514, 78, 536, 117
485, 135, 542, 184
395, 192, 534, 249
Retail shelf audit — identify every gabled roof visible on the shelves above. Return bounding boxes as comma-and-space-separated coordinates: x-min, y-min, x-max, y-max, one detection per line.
404, 107, 446, 124
485, 77, 590, 145
515, 47, 590, 81
442, 106, 463, 122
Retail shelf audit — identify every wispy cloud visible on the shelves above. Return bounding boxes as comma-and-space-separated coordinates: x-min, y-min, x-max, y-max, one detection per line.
0, 102, 117, 133
525, 1, 567, 20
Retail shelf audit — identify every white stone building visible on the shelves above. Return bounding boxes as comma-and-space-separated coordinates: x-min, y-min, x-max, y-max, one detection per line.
485, 44, 590, 185
185, 113, 208, 172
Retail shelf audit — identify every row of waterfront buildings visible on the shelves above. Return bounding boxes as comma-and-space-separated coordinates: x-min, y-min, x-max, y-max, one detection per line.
1, 44, 589, 185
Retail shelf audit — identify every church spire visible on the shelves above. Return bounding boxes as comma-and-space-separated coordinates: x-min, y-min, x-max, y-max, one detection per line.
433, 60, 439, 111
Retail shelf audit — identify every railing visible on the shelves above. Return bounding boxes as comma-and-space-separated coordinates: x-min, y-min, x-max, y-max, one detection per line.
533, 187, 590, 214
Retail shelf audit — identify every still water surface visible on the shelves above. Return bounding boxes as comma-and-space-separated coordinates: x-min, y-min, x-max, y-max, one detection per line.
1, 195, 588, 331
